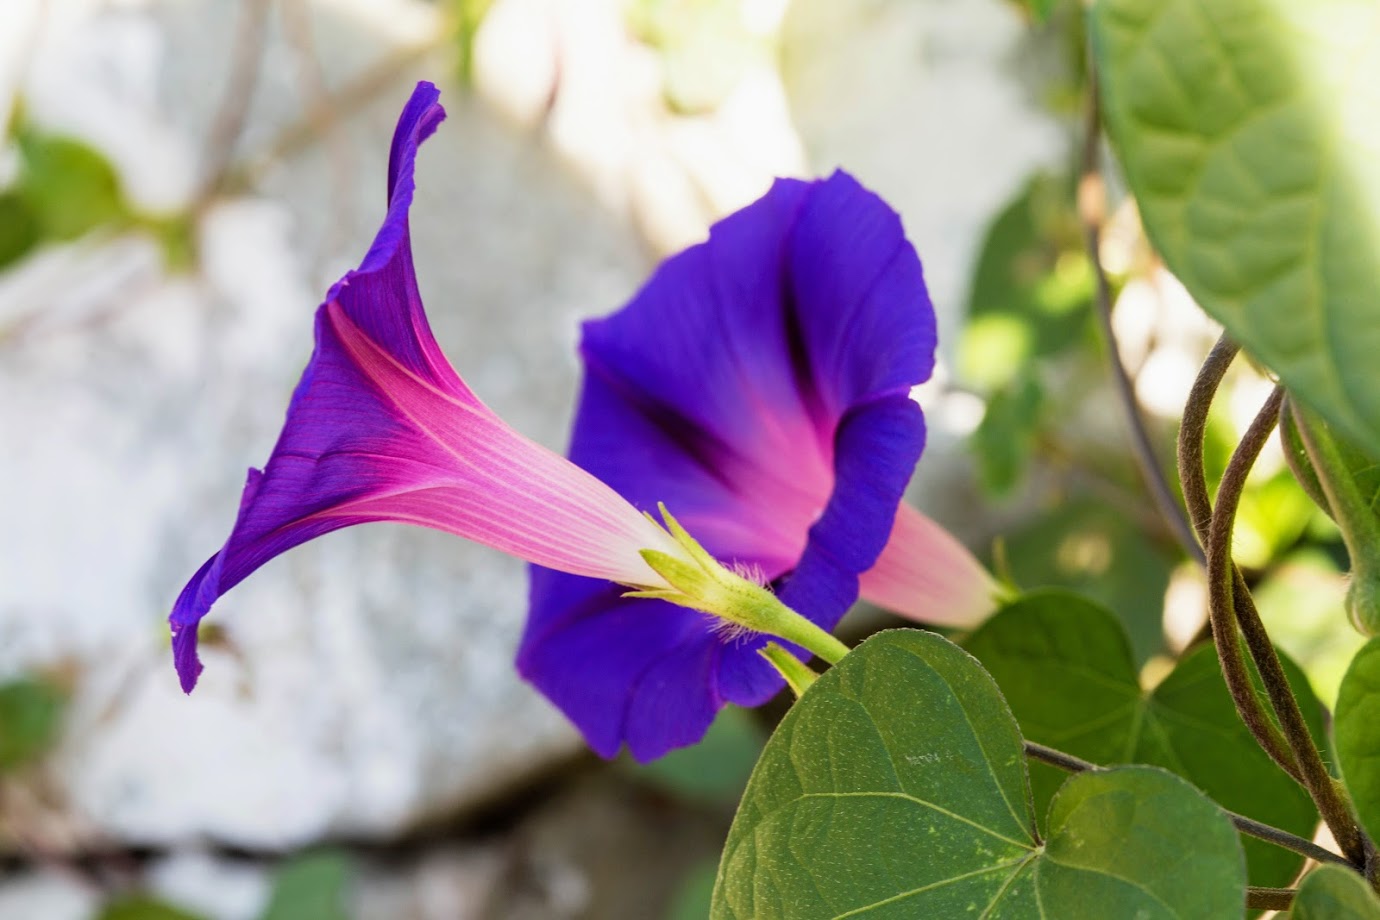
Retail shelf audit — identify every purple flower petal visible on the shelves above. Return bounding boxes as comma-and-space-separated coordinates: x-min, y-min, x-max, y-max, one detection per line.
776, 393, 927, 621
170, 82, 680, 693
521, 171, 937, 760
523, 571, 783, 761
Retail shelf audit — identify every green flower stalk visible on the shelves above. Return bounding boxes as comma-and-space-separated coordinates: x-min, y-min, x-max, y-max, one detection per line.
629, 504, 853, 665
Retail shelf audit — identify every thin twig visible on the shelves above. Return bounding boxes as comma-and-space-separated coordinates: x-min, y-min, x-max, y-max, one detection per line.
1079, 74, 1204, 567
195, 0, 272, 207
1208, 387, 1367, 864
225, 27, 455, 195
1025, 741, 1096, 774
1024, 741, 1350, 868
279, 0, 356, 274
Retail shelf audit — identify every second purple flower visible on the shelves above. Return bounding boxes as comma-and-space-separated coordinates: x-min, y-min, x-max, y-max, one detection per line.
521, 172, 964, 761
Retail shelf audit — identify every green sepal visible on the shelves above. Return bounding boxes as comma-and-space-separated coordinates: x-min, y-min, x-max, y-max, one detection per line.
759, 643, 817, 697
636, 504, 850, 664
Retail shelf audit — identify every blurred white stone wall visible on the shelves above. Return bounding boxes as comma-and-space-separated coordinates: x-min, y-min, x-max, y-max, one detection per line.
0, 0, 1061, 905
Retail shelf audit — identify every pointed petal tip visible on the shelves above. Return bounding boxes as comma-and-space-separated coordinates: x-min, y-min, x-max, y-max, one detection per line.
169, 545, 230, 695
403, 80, 446, 142
385, 81, 447, 204
172, 624, 204, 694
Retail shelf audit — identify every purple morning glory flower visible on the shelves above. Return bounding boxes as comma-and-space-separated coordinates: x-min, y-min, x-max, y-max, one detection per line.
520, 172, 996, 762
171, 80, 996, 764
169, 83, 695, 692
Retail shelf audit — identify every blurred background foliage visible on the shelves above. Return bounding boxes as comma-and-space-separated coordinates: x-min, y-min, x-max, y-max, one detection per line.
0, 0, 1363, 916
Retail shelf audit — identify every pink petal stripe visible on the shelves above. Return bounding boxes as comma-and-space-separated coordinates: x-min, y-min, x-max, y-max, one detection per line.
328, 300, 682, 586
857, 502, 998, 627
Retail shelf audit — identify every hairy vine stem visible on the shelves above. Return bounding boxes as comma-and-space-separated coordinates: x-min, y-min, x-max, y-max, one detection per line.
1023, 741, 1349, 868
1176, 339, 1301, 781
1080, 78, 1205, 566
1245, 887, 1295, 911
1208, 387, 1367, 863
1176, 335, 1239, 543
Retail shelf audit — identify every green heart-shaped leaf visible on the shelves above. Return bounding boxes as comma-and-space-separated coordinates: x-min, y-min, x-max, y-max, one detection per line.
1290, 865, 1380, 918
711, 629, 1245, 918
963, 590, 1322, 888
1092, 0, 1380, 455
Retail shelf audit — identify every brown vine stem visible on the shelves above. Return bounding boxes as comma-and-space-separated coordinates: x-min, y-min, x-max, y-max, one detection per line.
1245, 887, 1294, 911
1176, 339, 1301, 781
1023, 741, 1349, 868
1080, 74, 1205, 567
1208, 387, 1367, 864
1177, 335, 1239, 544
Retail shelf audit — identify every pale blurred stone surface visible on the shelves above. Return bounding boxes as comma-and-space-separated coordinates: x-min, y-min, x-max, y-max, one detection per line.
0, 870, 98, 920
783, 0, 1066, 362
474, 0, 807, 254
146, 850, 272, 920
781, 0, 1068, 535
0, 0, 1058, 870
0, 0, 640, 851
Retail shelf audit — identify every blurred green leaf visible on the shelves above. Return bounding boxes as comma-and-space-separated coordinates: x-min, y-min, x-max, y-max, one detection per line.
1234, 470, 1319, 571
712, 629, 1245, 918
98, 896, 205, 920
1093, 0, 1380, 455
1204, 401, 1319, 571
145, 212, 200, 274
1291, 865, 1380, 918
1254, 549, 1362, 708
972, 371, 1045, 496
665, 858, 717, 920
0, 677, 66, 772
1003, 499, 1174, 662
634, 705, 763, 804
0, 191, 40, 269
964, 589, 1322, 888
959, 172, 1093, 392
1012, 0, 1056, 22
260, 851, 350, 920
16, 129, 127, 241
452, 0, 495, 86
